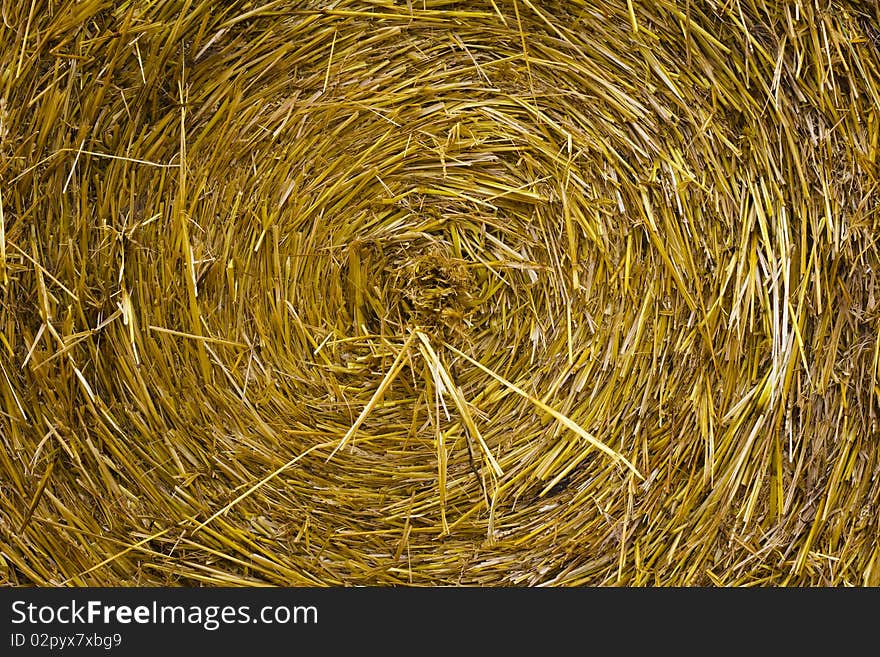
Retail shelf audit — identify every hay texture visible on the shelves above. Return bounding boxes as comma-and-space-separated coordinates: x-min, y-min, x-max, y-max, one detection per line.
1, 0, 880, 586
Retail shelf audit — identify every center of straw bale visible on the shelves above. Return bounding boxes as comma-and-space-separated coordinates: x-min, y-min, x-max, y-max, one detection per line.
392, 245, 476, 338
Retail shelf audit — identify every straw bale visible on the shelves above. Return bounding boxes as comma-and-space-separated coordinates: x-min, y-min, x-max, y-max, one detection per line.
1, 0, 879, 586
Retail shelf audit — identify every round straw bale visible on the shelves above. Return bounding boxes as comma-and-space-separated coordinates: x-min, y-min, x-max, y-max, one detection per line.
1, 1, 878, 586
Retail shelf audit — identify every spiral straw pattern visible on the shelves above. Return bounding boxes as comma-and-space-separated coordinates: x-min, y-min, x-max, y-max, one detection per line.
1, 1, 879, 585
